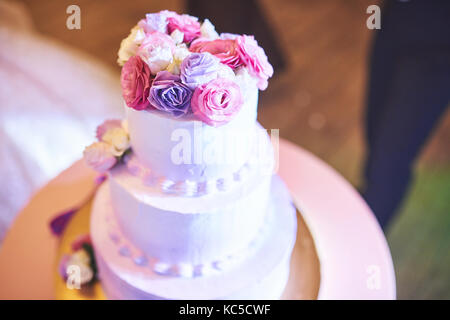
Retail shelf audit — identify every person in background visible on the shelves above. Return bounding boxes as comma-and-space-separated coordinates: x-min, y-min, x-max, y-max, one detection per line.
188, 0, 285, 73
363, 0, 450, 229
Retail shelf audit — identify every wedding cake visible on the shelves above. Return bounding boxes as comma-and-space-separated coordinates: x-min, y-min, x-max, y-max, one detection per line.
83, 11, 297, 299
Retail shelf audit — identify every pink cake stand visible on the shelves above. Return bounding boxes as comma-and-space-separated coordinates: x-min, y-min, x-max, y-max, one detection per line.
0, 139, 396, 299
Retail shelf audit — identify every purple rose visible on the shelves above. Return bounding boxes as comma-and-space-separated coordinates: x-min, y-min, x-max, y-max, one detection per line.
180, 52, 220, 89
148, 71, 193, 117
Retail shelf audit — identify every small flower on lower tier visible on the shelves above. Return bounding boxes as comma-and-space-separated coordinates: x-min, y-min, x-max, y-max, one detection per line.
101, 127, 130, 157
71, 234, 93, 251
235, 35, 273, 90
83, 142, 117, 173
121, 55, 152, 110
191, 78, 243, 127
58, 233, 97, 286
96, 119, 122, 141
148, 71, 193, 117
84, 119, 131, 173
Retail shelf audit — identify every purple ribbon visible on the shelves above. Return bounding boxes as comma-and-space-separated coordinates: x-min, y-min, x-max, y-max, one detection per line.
49, 174, 107, 236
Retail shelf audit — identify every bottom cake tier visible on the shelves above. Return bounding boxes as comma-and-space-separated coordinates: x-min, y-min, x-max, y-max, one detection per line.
90, 175, 298, 300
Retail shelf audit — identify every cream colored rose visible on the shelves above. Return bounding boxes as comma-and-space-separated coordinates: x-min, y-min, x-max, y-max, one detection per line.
166, 44, 191, 75
83, 142, 117, 173
117, 25, 145, 66
138, 32, 176, 75
67, 250, 94, 285
101, 127, 130, 157
170, 29, 184, 45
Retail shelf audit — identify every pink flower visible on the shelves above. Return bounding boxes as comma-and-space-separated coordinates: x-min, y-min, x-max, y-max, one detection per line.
121, 56, 152, 110
236, 35, 273, 90
190, 39, 243, 69
83, 142, 117, 173
96, 119, 122, 140
191, 78, 243, 127
138, 31, 176, 74
167, 14, 201, 43
71, 234, 92, 252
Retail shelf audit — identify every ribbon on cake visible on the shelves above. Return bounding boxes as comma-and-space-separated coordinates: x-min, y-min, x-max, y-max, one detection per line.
49, 174, 107, 236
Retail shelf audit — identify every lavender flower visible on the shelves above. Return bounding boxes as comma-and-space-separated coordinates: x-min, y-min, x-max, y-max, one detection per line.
148, 71, 193, 117
180, 52, 220, 89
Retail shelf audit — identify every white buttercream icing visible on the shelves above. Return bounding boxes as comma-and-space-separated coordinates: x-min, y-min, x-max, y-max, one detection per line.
91, 176, 297, 299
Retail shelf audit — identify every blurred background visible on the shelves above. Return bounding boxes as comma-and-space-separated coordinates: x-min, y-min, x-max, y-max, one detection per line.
0, 0, 448, 299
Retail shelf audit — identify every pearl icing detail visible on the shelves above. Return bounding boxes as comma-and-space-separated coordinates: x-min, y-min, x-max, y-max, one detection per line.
106, 209, 266, 278
125, 154, 254, 197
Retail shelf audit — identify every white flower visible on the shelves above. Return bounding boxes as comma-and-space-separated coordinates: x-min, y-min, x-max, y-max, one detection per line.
217, 63, 236, 81
83, 142, 117, 173
138, 32, 176, 75
219, 32, 239, 40
234, 66, 258, 91
142, 46, 173, 75
200, 19, 219, 39
170, 29, 184, 45
166, 44, 191, 75
101, 127, 130, 157
174, 44, 191, 61
117, 25, 145, 66
67, 250, 94, 285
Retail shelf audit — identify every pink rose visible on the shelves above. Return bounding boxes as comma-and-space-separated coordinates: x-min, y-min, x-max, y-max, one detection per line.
120, 56, 152, 110
190, 39, 243, 69
167, 14, 201, 43
96, 119, 122, 140
236, 35, 273, 90
71, 234, 92, 251
83, 142, 117, 173
191, 78, 243, 127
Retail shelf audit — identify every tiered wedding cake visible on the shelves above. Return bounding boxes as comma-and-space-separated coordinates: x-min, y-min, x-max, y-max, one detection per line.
84, 11, 297, 299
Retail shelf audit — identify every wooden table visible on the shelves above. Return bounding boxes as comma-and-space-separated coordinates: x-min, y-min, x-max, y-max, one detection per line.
0, 139, 396, 299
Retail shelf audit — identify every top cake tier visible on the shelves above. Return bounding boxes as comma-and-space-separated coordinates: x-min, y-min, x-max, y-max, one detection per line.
126, 78, 259, 182
119, 11, 274, 181
83, 11, 274, 182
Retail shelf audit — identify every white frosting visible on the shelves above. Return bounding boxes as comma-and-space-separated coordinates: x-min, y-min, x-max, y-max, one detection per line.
108, 128, 274, 266
126, 80, 259, 182
91, 176, 297, 299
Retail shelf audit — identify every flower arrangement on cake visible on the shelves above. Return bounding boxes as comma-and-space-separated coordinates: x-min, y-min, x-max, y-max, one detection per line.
83, 10, 274, 174
55, 10, 300, 300
118, 10, 273, 125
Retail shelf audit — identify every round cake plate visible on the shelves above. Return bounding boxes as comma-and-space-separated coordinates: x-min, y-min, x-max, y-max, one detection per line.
0, 139, 395, 299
